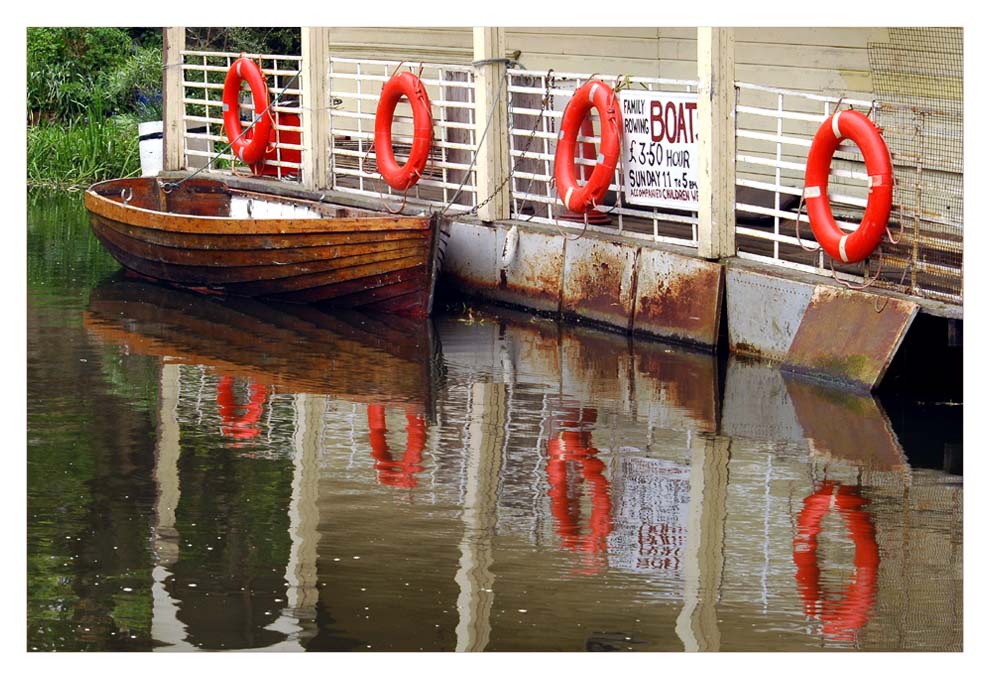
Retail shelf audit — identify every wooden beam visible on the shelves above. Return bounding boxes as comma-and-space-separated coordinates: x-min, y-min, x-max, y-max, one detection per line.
301, 27, 332, 192
697, 28, 736, 260
162, 28, 186, 172
472, 27, 511, 222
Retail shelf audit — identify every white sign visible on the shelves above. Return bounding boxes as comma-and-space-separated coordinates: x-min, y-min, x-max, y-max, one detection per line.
618, 90, 700, 210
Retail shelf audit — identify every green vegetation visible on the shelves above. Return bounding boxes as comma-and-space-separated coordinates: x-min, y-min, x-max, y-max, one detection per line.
26, 27, 301, 188
27, 115, 141, 188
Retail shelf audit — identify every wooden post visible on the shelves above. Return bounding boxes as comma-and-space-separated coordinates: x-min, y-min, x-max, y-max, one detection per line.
162, 27, 186, 172
472, 27, 511, 222
697, 28, 736, 260
300, 27, 332, 192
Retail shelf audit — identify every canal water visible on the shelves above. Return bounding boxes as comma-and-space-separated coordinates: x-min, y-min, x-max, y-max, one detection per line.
26, 189, 963, 652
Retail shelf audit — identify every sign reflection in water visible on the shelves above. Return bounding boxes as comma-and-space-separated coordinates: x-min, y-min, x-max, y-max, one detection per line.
73, 278, 962, 652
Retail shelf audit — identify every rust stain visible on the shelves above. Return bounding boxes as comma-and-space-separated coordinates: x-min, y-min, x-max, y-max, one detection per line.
784, 286, 918, 390
500, 237, 564, 312
564, 243, 635, 330
635, 264, 721, 348
730, 340, 766, 359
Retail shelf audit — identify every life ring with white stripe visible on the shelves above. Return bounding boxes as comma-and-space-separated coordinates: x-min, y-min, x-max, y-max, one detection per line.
554, 80, 623, 214
804, 109, 893, 264
374, 71, 433, 191
367, 405, 426, 488
222, 56, 273, 167
793, 482, 879, 641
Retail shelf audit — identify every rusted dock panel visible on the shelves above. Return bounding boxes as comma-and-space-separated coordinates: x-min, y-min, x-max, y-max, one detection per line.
442, 221, 498, 292
561, 238, 638, 331
443, 220, 724, 351
633, 250, 723, 349
496, 227, 565, 314
725, 263, 918, 391
725, 267, 815, 362
783, 286, 918, 391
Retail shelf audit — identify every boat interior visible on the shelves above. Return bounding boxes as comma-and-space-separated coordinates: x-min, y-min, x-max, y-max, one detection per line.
89, 176, 392, 221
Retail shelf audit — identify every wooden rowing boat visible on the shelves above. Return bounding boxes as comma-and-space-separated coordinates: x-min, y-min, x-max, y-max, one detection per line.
84, 175, 449, 317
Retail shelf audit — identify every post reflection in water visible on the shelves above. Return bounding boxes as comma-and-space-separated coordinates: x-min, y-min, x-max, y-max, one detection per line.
71, 279, 963, 652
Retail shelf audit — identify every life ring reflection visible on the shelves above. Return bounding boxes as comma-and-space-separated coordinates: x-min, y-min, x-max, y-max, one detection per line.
793, 482, 880, 642
367, 404, 426, 488
216, 375, 268, 440
546, 412, 612, 559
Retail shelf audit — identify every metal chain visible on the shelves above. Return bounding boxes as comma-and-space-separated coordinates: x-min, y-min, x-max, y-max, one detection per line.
469, 69, 556, 216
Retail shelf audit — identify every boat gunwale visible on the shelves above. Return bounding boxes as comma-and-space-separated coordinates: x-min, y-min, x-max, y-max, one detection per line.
84, 177, 434, 235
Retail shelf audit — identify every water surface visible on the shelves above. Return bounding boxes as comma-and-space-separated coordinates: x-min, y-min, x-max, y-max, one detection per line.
26, 189, 963, 652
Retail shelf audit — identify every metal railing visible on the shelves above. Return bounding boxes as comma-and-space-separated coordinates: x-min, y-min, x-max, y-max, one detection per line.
180, 50, 304, 180
734, 82, 963, 304
328, 57, 479, 211
506, 68, 700, 248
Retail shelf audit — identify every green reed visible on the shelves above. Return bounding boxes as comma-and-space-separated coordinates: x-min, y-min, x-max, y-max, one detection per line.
27, 109, 141, 189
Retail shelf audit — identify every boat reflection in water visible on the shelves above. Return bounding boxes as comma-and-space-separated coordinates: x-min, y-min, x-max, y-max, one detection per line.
83, 277, 441, 651
79, 287, 961, 651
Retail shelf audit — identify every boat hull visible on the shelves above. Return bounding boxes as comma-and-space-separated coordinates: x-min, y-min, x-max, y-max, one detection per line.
85, 176, 447, 317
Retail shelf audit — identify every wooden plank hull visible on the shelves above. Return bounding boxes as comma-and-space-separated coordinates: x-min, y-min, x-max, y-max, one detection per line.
84, 176, 447, 317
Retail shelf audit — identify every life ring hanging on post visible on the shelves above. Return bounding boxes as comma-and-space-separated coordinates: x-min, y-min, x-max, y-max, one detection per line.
803, 109, 893, 264
792, 482, 880, 641
374, 71, 434, 191
222, 56, 274, 168
553, 79, 623, 214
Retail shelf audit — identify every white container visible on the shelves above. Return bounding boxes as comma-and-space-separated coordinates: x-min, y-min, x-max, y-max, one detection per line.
138, 120, 163, 176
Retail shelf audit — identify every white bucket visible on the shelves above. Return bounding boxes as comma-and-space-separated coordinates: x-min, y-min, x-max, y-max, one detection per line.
138, 120, 163, 176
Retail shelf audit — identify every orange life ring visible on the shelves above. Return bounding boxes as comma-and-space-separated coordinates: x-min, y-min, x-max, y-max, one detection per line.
217, 376, 268, 440
804, 109, 893, 263
553, 79, 623, 213
546, 429, 612, 556
374, 71, 433, 191
367, 405, 426, 488
793, 482, 879, 641
222, 56, 273, 167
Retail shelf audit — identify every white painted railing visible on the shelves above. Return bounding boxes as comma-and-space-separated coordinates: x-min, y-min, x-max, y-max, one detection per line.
327, 57, 479, 211
733, 82, 963, 304
180, 50, 304, 179
734, 82, 876, 280
506, 68, 700, 248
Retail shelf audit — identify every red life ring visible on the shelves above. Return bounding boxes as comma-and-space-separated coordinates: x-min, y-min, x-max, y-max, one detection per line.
804, 109, 893, 264
217, 376, 268, 440
553, 80, 623, 213
367, 405, 426, 488
793, 483, 879, 641
374, 71, 433, 191
222, 56, 273, 167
